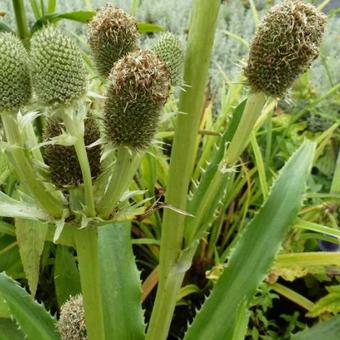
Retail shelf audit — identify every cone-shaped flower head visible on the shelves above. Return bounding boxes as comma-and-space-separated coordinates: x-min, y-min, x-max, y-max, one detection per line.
43, 116, 101, 187
0, 33, 31, 112
104, 49, 170, 149
244, 0, 326, 97
152, 32, 184, 86
58, 295, 86, 340
88, 5, 139, 77
30, 27, 87, 105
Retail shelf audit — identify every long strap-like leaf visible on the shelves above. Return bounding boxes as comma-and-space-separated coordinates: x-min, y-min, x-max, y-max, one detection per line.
184, 140, 316, 340
98, 222, 145, 340
292, 315, 340, 340
0, 273, 60, 340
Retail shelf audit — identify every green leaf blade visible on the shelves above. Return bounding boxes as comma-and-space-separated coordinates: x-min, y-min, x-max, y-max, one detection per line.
99, 222, 145, 340
292, 315, 340, 340
184, 140, 316, 340
0, 273, 60, 340
54, 245, 81, 307
15, 219, 48, 297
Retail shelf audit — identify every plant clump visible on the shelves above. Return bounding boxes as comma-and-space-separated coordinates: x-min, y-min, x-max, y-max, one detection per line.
244, 0, 326, 97
152, 32, 184, 86
88, 5, 139, 77
104, 49, 170, 149
43, 116, 101, 187
58, 294, 86, 340
0, 33, 31, 112
30, 26, 87, 105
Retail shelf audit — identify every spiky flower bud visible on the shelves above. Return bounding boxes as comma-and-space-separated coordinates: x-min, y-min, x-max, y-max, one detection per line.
43, 116, 101, 187
244, 0, 326, 97
0, 33, 31, 112
58, 295, 86, 340
152, 32, 184, 86
88, 5, 139, 77
30, 27, 87, 105
104, 49, 170, 149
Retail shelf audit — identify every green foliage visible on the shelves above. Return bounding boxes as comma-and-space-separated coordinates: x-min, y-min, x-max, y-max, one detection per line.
54, 246, 81, 307
104, 49, 170, 149
184, 140, 315, 340
244, 0, 326, 97
98, 222, 145, 339
88, 5, 139, 77
0, 33, 31, 112
308, 285, 340, 317
0, 1, 339, 339
0, 318, 25, 339
30, 26, 87, 105
152, 32, 184, 85
0, 272, 60, 339
15, 219, 48, 297
292, 315, 340, 340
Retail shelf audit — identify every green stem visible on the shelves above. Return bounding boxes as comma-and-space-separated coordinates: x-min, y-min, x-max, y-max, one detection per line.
330, 151, 340, 193
1, 112, 64, 218
97, 146, 143, 219
62, 112, 96, 217
146, 1, 221, 339
270, 283, 314, 311
75, 227, 105, 340
275, 252, 340, 267
12, 0, 31, 47
224, 92, 267, 165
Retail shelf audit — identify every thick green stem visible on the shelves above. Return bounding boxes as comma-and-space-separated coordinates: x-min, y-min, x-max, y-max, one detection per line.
224, 92, 267, 165
62, 112, 96, 217
12, 0, 30, 47
97, 146, 143, 219
75, 227, 105, 340
1, 112, 64, 218
146, 1, 220, 339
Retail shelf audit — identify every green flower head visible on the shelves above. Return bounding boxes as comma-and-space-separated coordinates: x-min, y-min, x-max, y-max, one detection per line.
0, 33, 31, 112
104, 49, 170, 149
58, 295, 86, 340
152, 32, 184, 86
43, 116, 101, 187
244, 0, 326, 97
30, 26, 87, 105
88, 5, 139, 77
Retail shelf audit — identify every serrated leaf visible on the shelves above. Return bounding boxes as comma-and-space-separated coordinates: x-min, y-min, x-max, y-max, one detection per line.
292, 315, 340, 340
98, 222, 145, 339
0, 192, 49, 220
307, 285, 340, 317
54, 245, 81, 307
0, 273, 60, 339
184, 140, 316, 340
15, 219, 48, 297
0, 318, 25, 339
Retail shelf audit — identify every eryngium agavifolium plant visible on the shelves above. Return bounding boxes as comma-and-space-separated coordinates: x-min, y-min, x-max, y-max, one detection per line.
43, 117, 101, 187
0, 33, 31, 112
244, 0, 326, 97
104, 49, 170, 149
152, 32, 185, 86
30, 26, 87, 105
0, 1, 333, 340
58, 295, 86, 340
88, 5, 139, 77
